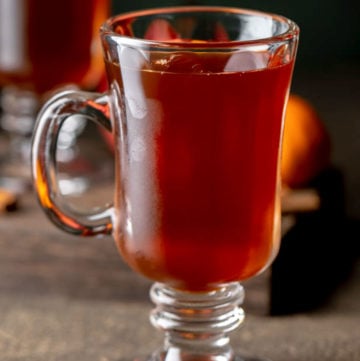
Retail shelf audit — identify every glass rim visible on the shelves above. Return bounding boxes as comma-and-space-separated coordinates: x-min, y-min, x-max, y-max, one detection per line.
100, 6, 300, 49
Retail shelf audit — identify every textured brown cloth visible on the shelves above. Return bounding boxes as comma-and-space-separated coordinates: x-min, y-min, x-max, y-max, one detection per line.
0, 191, 359, 361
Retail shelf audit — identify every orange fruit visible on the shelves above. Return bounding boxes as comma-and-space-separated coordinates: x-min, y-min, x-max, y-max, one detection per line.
281, 94, 331, 188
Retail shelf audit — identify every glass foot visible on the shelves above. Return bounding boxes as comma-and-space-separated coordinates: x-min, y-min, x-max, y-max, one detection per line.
140, 351, 271, 361
146, 283, 271, 361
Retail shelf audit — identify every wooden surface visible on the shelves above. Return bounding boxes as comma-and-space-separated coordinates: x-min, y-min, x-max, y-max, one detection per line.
0, 187, 359, 361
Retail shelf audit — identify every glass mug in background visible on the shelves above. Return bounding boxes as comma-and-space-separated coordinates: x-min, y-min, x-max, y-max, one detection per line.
0, 0, 109, 191
32, 7, 299, 361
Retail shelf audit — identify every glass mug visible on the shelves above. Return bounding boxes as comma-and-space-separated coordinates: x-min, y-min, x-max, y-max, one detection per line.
32, 6, 299, 361
0, 0, 109, 191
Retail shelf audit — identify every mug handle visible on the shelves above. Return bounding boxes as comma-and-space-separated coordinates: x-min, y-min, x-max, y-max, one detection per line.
32, 90, 114, 236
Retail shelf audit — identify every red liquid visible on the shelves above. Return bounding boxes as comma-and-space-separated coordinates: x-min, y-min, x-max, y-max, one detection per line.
0, 0, 108, 93
107, 51, 294, 290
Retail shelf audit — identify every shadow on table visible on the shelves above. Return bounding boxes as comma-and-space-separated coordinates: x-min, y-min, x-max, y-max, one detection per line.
271, 168, 360, 315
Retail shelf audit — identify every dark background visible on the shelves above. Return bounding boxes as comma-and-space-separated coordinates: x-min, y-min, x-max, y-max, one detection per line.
110, 0, 360, 220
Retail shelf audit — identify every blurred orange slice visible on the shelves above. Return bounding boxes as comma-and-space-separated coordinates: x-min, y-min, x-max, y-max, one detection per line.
281, 94, 331, 188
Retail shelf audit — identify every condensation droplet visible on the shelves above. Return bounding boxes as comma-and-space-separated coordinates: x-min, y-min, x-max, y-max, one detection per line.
130, 137, 146, 162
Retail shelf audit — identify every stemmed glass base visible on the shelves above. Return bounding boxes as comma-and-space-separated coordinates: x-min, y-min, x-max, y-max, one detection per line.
146, 282, 271, 361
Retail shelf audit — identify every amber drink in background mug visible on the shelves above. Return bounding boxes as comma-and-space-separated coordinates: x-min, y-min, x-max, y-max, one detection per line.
0, 0, 109, 190
32, 6, 299, 361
